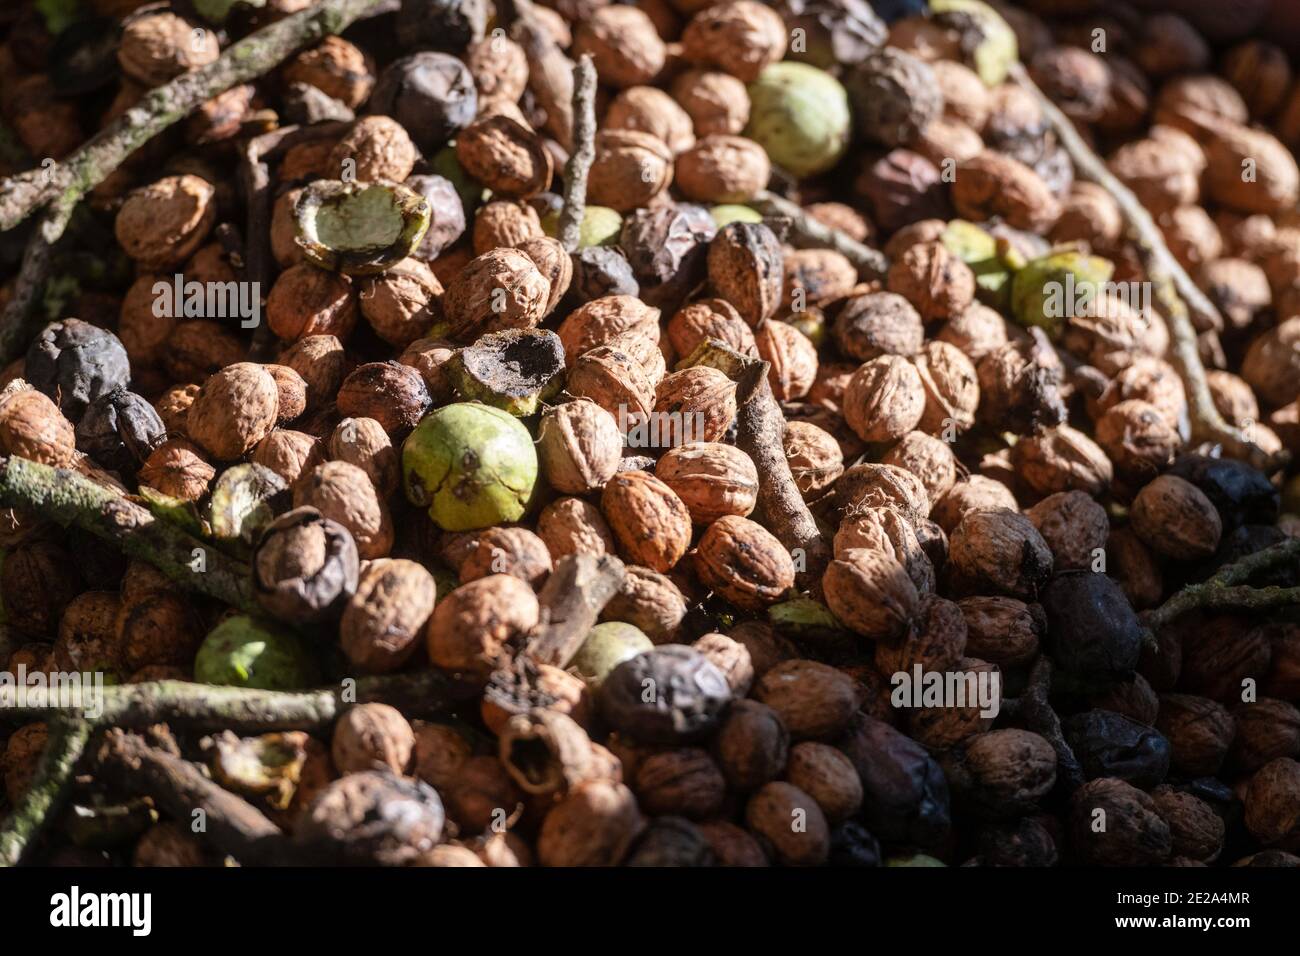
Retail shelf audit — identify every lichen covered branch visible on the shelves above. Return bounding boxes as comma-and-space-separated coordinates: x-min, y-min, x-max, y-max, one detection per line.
1142, 538, 1300, 631
0, 717, 92, 867
557, 55, 598, 255
1002, 657, 1084, 795
1009, 63, 1278, 472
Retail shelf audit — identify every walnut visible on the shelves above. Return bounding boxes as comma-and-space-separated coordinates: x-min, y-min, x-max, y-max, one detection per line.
332, 703, 415, 775
557, 294, 660, 362
949, 509, 1053, 600
833, 291, 923, 361
1108, 131, 1203, 214
681, 1, 787, 83
537, 400, 622, 495
137, 438, 214, 501
329, 116, 417, 183
653, 366, 738, 444
1026, 490, 1109, 572
537, 496, 618, 561
934, 59, 989, 130
1221, 40, 1293, 119
442, 248, 551, 342
455, 114, 553, 199
914, 339, 978, 437
855, 149, 950, 233
755, 320, 818, 402
601, 471, 693, 573
602, 566, 689, 644
953, 151, 1060, 232
472, 200, 543, 256
0, 386, 75, 466
931, 475, 1018, 535
836, 462, 930, 527
823, 548, 918, 642
845, 48, 941, 147
842, 355, 925, 444
1200, 258, 1271, 333
358, 258, 442, 349
667, 298, 756, 359
566, 345, 656, 422
427, 574, 539, 679
1129, 474, 1222, 561
279, 334, 346, 411
588, 130, 674, 212
1011, 424, 1113, 498
695, 515, 795, 610
267, 264, 358, 343
881, 430, 957, 504
118, 11, 219, 88
633, 748, 726, 819
1051, 181, 1123, 247
293, 460, 393, 560
336, 361, 430, 438
183, 364, 280, 461
575, 6, 666, 88
958, 595, 1042, 669
466, 35, 528, 103
282, 36, 375, 109
670, 69, 751, 136
252, 429, 323, 488
605, 86, 695, 154
1091, 356, 1187, 432
1094, 399, 1182, 483
833, 505, 934, 595
1069, 778, 1171, 866
1242, 316, 1300, 407
114, 175, 216, 270
782, 420, 843, 501
675, 134, 771, 204
654, 441, 758, 525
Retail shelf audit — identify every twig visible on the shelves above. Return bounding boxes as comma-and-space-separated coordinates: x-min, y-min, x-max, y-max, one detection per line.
523, 553, 627, 666
752, 190, 889, 279
557, 55, 597, 255
94, 729, 286, 866
685, 339, 830, 589
1009, 63, 1279, 472
0, 0, 386, 364
1142, 538, 1300, 631
0, 716, 92, 867
1001, 657, 1085, 794
0, 456, 258, 613
496, 0, 575, 149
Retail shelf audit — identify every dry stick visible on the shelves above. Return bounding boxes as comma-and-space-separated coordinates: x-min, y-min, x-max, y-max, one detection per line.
0, 455, 258, 613
752, 190, 890, 280
557, 55, 598, 254
94, 729, 287, 866
0, 716, 92, 868
1001, 657, 1085, 795
523, 553, 628, 667
1009, 64, 1278, 473
1142, 537, 1300, 632
0, 0, 387, 364
496, 0, 575, 150
686, 339, 830, 589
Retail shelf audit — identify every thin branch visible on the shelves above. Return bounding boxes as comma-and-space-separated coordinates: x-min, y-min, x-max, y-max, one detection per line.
1002, 657, 1084, 795
0, 196, 76, 366
1009, 63, 1280, 472
685, 338, 830, 589
0, 456, 258, 613
1142, 538, 1300, 631
752, 190, 890, 279
557, 55, 597, 255
0, 716, 92, 867
523, 553, 627, 667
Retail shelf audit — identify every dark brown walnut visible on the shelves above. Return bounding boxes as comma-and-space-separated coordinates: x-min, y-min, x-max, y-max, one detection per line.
1129, 474, 1222, 561
836, 462, 930, 527
875, 593, 967, 677
782, 421, 844, 501
1148, 786, 1223, 864
784, 742, 863, 825
599, 645, 732, 745
953, 151, 1060, 232
695, 515, 795, 611
331, 703, 415, 775
459, 527, 552, 588
823, 548, 918, 643
537, 781, 646, 867
341, 558, 436, 674
908, 656, 1001, 751
1230, 699, 1300, 774
914, 341, 978, 438
336, 361, 431, 438
53, 591, 123, 677
601, 566, 689, 645
455, 114, 553, 199
1026, 491, 1109, 572
1242, 316, 1300, 408
842, 355, 926, 445
1179, 616, 1272, 704
1068, 777, 1172, 866
1105, 526, 1164, 611
439, 754, 521, 833
855, 149, 950, 234
976, 338, 1067, 437
295, 771, 443, 866
680, 1, 787, 83
116, 592, 203, 672
293, 460, 393, 560
601, 472, 693, 573
845, 48, 941, 147
632, 748, 726, 819
707, 222, 784, 327
556, 294, 660, 364
940, 729, 1056, 820
427, 574, 538, 680
1094, 399, 1181, 484
1156, 694, 1236, 778
886, 241, 976, 323
137, 438, 215, 502
1012, 424, 1113, 499
675, 134, 772, 204
252, 507, 359, 623
654, 442, 758, 526
745, 781, 830, 867
833, 506, 935, 595
958, 595, 1043, 670
266, 265, 358, 343
949, 509, 1053, 601
2, 724, 49, 805
712, 698, 790, 792
1243, 757, 1300, 845
832, 291, 923, 362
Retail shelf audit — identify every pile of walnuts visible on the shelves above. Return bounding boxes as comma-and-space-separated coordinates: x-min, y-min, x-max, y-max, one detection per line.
2, 0, 1300, 869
